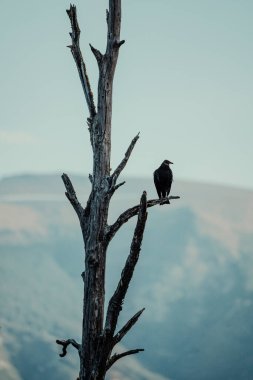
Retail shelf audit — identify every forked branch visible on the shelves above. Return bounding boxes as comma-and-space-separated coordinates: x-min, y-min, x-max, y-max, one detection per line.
104, 192, 147, 337
106, 195, 180, 242
67, 4, 96, 117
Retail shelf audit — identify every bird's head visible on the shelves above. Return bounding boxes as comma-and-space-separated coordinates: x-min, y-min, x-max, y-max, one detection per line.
163, 159, 173, 166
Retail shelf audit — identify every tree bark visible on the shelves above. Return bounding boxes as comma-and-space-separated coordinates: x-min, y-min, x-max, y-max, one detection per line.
56, 2, 180, 380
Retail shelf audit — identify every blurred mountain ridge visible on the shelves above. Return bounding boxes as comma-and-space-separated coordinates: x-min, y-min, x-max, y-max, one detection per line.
0, 174, 253, 380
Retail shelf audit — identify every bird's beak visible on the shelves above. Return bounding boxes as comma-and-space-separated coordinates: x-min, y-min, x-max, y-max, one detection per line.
169, 161, 173, 164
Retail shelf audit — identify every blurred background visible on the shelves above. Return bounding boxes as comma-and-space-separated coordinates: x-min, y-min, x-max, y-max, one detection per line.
1, 1, 253, 379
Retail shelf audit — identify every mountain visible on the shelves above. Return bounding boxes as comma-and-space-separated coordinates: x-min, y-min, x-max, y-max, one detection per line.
0, 174, 253, 380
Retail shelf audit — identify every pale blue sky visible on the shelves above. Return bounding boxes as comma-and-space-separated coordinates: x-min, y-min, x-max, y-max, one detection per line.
1, 0, 253, 189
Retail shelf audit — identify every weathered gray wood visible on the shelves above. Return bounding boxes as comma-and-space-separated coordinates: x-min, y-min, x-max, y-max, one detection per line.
56, 1, 180, 379
104, 191, 147, 337
77, 1, 124, 378
106, 195, 180, 243
66, 5, 96, 118
61, 173, 84, 220
88, 192, 148, 380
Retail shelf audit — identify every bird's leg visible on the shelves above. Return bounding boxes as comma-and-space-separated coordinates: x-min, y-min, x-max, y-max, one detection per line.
160, 196, 170, 206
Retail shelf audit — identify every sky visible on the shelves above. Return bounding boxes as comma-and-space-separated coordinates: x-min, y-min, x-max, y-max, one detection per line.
1, 0, 253, 189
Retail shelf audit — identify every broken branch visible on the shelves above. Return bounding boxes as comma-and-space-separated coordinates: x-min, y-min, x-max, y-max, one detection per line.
106, 349, 144, 370
104, 192, 147, 336
113, 308, 145, 346
108, 181, 126, 196
89, 43, 103, 65
111, 133, 139, 184
56, 339, 81, 357
106, 195, 180, 242
61, 173, 84, 220
67, 4, 96, 117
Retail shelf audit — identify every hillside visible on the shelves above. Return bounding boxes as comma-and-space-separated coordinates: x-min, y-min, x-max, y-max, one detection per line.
0, 174, 253, 380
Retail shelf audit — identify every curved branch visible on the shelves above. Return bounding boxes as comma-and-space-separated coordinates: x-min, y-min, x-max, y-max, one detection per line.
61, 173, 84, 220
56, 339, 81, 357
104, 192, 147, 336
106, 195, 180, 242
67, 5, 96, 117
106, 349, 144, 371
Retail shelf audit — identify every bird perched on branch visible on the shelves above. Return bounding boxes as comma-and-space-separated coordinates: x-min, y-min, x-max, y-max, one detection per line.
153, 160, 173, 199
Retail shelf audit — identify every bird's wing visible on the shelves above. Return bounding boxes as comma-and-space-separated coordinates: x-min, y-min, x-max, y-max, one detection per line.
153, 170, 161, 198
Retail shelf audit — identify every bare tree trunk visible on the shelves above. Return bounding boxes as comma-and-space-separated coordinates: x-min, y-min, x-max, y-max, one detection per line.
56, 2, 179, 380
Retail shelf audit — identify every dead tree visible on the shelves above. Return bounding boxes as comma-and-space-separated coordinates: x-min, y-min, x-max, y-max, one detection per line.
56, 2, 179, 380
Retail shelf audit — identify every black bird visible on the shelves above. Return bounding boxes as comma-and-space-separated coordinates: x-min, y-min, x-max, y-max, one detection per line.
153, 160, 173, 199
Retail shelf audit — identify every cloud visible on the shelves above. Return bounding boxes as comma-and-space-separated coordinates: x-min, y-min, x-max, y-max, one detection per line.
0, 130, 37, 144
